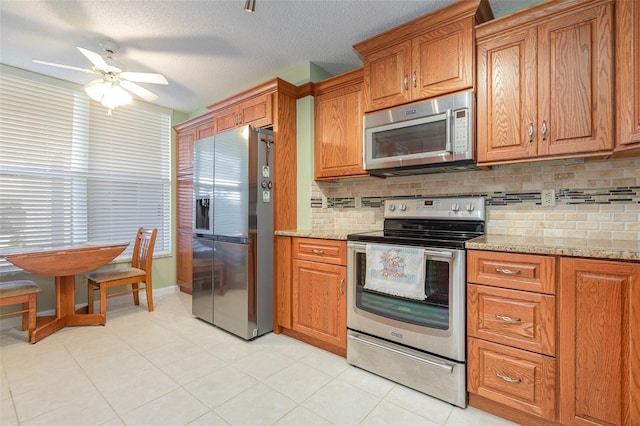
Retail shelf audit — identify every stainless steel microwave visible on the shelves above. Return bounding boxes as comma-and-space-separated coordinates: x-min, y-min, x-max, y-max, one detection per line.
363, 90, 475, 176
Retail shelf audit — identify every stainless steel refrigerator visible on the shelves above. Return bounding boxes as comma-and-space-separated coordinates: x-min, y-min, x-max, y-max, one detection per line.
192, 125, 274, 340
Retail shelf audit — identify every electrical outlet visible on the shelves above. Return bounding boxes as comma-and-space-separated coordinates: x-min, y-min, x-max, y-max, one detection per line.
541, 189, 556, 206
354, 196, 362, 209
321, 195, 328, 209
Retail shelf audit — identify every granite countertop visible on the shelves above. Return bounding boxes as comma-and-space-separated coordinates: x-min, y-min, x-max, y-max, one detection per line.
466, 235, 640, 261
274, 230, 349, 241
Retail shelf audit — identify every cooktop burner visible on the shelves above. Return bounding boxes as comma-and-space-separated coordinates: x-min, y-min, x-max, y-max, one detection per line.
347, 197, 485, 249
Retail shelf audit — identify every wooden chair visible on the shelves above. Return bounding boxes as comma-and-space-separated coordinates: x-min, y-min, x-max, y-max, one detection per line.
86, 227, 157, 316
0, 280, 41, 343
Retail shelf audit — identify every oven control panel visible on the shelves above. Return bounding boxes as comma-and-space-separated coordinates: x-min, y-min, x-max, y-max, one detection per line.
385, 197, 485, 221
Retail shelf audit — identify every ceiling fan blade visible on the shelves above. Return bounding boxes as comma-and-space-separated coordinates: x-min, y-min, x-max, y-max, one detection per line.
120, 80, 159, 102
77, 47, 109, 69
120, 72, 168, 85
32, 59, 97, 74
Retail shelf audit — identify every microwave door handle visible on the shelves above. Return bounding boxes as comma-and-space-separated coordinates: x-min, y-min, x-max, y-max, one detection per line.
445, 109, 453, 153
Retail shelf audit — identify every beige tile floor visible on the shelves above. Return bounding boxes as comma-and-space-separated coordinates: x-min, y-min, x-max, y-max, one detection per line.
0, 289, 517, 426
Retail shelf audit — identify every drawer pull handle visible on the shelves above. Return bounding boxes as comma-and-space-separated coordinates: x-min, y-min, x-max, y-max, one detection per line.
312, 249, 325, 255
496, 372, 521, 383
495, 268, 521, 275
495, 314, 521, 323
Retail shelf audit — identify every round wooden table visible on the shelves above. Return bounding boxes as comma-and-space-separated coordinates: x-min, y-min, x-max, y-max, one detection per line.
1, 242, 129, 342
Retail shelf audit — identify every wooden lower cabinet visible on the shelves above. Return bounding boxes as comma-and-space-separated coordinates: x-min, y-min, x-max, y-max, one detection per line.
467, 250, 557, 423
558, 258, 640, 426
275, 236, 347, 356
292, 259, 346, 350
468, 250, 640, 426
468, 338, 556, 420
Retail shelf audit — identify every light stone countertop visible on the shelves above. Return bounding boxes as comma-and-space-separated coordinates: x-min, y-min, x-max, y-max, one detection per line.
466, 235, 640, 261
274, 230, 349, 241
276, 231, 640, 261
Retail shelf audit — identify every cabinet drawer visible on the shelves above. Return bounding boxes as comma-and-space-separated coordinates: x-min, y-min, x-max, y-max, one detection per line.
467, 250, 556, 294
293, 238, 346, 266
468, 284, 555, 356
468, 338, 556, 421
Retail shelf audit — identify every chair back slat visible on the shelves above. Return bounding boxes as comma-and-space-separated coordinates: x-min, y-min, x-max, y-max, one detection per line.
131, 227, 157, 271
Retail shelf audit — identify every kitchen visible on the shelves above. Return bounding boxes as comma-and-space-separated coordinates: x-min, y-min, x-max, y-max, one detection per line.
1, 0, 639, 425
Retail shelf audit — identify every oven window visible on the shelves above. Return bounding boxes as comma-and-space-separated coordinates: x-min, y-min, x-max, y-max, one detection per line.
372, 119, 447, 159
354, 251, 450, 330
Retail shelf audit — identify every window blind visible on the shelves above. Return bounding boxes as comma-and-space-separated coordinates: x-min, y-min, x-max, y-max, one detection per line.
0, 68, 172, 273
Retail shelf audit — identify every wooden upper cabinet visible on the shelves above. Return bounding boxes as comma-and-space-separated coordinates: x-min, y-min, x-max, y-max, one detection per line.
363, 41, 412, 110
477, 27, 538, 162
476, 0, 614, 165
412, 18, 474, 100
212, 93, 273, 134
354, 0, 491, 112
314, 69, 367, 180
176, 129, 196, 175
559, 258, 640, 426
616, 0, 640, 152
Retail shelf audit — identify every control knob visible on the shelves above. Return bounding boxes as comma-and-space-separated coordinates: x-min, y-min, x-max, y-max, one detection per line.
399, 203, 407, 211
451, 202, 460, 212
389, 204, 396, 212
465, 202, 475, 212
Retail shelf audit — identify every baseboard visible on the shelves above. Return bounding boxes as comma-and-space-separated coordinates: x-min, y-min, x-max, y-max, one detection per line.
0, 284, 180, 329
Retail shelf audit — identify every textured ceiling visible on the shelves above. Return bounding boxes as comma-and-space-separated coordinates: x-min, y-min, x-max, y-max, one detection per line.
0, 0, 542, 114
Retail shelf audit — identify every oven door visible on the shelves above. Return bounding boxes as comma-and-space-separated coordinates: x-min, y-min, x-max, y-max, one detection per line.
346, 241, 466, 361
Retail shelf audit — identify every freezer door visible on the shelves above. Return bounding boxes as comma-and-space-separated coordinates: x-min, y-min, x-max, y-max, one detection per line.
192, 237, 214, 324
214, 127, 249, 239
213, 239, 253, 339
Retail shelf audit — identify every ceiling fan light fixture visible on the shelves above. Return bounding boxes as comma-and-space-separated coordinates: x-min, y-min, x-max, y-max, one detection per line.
100, 84, 132, 109
244, 0, 255, 13
84, 78, 132, 114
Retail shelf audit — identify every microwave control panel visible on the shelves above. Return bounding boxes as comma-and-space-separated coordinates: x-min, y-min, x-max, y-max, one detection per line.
452, 109, 469, 153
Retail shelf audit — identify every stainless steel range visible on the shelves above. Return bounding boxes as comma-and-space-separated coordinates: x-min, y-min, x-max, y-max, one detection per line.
346, 196, 485, 408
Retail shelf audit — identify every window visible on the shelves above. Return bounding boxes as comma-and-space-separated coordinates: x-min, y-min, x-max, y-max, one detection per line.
0, 66, 172, 273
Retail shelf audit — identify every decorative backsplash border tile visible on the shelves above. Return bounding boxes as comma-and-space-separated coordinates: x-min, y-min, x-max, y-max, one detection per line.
311, 186, 640, 209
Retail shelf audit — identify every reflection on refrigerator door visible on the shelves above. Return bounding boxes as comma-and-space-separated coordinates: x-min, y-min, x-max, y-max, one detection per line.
213, 239, 253, 339
192, 237, 214, 324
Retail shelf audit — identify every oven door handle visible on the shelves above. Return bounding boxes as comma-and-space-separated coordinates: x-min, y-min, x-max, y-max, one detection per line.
423, 249, 453, 259
348, 333, 454, 373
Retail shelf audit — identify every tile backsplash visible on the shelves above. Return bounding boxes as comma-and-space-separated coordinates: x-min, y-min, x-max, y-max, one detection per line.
309, 157, 640, 240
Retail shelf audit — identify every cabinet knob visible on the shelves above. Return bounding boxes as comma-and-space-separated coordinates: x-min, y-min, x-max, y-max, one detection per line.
528, 123, 534, 143
541, 120, 548, 141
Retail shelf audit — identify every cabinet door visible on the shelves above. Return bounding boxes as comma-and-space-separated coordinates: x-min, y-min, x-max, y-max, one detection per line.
214, 106, 240, 134
292, 259, 347, 350
412, 17, 473, 100
314, 83, 366, 179
559, 258, 640, 426
177, 130, 195, 175
476, 27, 537, 163
177, 229, 193, 294
616, 0, 640, 151
537, 3, 613, 157
363, 41, 411, 111
238, 94, 272, 128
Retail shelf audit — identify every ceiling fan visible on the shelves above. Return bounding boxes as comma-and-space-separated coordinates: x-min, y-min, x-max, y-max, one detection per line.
33, 40, 168, 114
